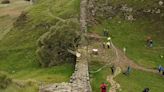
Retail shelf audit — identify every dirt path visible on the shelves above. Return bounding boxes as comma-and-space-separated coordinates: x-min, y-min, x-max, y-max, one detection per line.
105, 41, 122, 92
111, 43, 157, 73
86, 33, 158, 91
88, 33, 158, 73
107, 67, 121, 92
106, 42, 157, 92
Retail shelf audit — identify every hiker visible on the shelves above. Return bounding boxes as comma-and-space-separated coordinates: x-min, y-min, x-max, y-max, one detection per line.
103, 29, 109, 37
158, 66, 164, 75
143, 88, 150, 92
146, 36, 153, 48
100, 82, 107, 92
111, 65, 115, 75
158, 65, 162, 73
125, 66, 131, 75
106, 42, 111, 49
149, 40, 153, 47
103, 29, 107, 37
123, 47, 126, 54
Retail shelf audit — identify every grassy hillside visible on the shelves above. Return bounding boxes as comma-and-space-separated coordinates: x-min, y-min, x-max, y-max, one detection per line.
116, 69, 164, 92
0, 0, 80, 91
88, 0, 164, 91
89, 0, 164, 68
0, 0, 30, 40
89, 61, 111, 92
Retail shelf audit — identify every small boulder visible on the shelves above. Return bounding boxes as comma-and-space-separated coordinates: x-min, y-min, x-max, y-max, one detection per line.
156, 9, 161, 14
126, 15, 135, 21
159, 1, 163, 6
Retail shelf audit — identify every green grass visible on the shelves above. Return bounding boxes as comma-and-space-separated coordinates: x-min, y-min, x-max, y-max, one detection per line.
115, 69, 164, 92
89, 60, 111, 92
89, 17, 164, 68
89, 1, 164, 91
1, 84, 38, 92
0, 0, 80, 91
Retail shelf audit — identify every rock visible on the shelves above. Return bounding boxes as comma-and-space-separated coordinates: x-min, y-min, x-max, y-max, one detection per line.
143, 9, 151, 13
126, 15, 135, 21
151, 9, 156, 14
118, 21, 121, 24
120, 4, 133, 12
159, 1, 163, 6
156, 9, 161, 14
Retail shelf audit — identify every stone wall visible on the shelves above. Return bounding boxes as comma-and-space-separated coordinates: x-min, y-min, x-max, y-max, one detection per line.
39, 0, 92, 91
39, 47, 92, 92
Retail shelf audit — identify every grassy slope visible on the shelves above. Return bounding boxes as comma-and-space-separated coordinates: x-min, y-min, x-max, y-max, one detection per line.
0, 0, 80, 91
89, 0, 164, 91
89, 61, 111, 92
90, 0, 164, 68
90, 18, 164, 68
107, 18, 164, 68
116, 70, 164, 92
0, 0, 30, 40
90, 19, 164, 92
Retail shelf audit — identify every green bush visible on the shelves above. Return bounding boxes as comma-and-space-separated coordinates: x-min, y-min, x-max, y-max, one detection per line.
37, 19, 80, 67
0, 72, 12, 89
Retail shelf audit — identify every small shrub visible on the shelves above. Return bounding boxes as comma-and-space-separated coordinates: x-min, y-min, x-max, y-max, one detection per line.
0, 72, 12, 89
1, 0, 10, 4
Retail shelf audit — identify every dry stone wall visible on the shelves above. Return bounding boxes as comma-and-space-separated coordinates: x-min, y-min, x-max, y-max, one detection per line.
39, 47, 92, 92
39, 0, 92, 92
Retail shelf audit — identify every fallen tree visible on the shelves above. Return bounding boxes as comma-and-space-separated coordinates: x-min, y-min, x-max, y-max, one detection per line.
36, 19, 80, 67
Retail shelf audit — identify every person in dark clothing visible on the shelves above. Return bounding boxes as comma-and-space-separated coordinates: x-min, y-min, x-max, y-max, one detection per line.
111, 65, 115, 75
125, 66, 131, 75
143, 88, 150, 92
103, 29, 109, 37
149, 40, 153, 47
158, 65, 162, 73
103, 29, 107, 37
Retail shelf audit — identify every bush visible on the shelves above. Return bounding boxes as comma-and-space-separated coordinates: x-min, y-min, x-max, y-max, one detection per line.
1, 0, 10, 4
0, 72, 12, 89
37, 19, 80, 67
